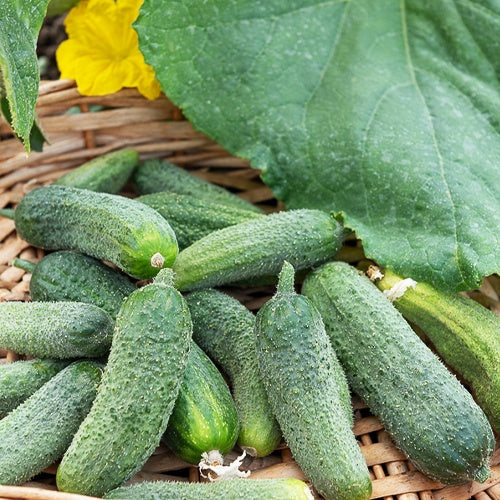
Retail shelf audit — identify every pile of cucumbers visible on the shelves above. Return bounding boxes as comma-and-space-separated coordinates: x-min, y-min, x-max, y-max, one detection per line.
0, 148, 497, 500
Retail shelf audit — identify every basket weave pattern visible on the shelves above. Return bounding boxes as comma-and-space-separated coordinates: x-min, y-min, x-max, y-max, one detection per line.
0, 80, 498, 500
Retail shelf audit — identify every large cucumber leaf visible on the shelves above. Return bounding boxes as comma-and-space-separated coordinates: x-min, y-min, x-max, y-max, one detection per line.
0, 0, 50, 152
136, 0, 500, 292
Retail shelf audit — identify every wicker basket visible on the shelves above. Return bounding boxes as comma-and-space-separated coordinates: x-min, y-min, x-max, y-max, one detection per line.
0, 80, 498, 500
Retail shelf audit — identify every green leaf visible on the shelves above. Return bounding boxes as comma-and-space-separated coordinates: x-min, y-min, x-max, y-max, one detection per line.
136, 0, 500, 292
0, 0, 51, 152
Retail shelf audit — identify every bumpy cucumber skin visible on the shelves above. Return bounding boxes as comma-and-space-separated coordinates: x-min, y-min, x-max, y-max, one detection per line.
53, 148, 139, 193
104, 478, 312, 500
0, 301, 114, 358
302, 261, 495, 485
56, 269, 192, 497
132, 158, 263, 213
255, 263, 371, 500
28, 251, 136, 319
0, 361, 101, 485
162, 342, 239, 464
14, 185, 178, 279
173, 209, 345, 291
137, 191, 262, 249
0, 358, 69, 418
377, 269, 500, 434
186, 289, 281, 457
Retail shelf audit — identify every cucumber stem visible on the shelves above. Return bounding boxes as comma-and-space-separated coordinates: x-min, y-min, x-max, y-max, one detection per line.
276, 261, 296, 295
154, 268, 174, 286
13, 258, 37, 273
0, 208, 15, 219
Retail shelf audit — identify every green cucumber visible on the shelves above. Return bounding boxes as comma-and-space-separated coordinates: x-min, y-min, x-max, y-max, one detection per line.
186, 289, 281, 457
255, 262, 371, 500
302, 261, 495, 485
376, 269, 500, 434
132, 158, 263, 213
0, 301, 114, 358
104, 478, 313, 500
162, 342, 239, 464
13, 185, 177, 279
53, 148, 139, 193
173, 209, 345, 291
14, 251, 136, 319
0, 361, 101, 485
56, 268, 192, 497
137, 191, 262, 249
0, 358, 69, 418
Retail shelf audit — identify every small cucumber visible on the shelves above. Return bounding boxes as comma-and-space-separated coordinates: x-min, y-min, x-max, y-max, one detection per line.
186, 288, 281, 457
104, 478, 313, 500
137, 191, 263, 249
302, 261, 495, 485
173, 209, 345, 291
132, 158, 263, 213
53, 148, 139, 193
376, 269, 500, 434
162, 342, 239, 464
13, 185, 177, 279
0, 361, 101, 485
255, 262, 371, 500
0, 301, 114, 358
14, 251, 136, 319
56, 268, 192, 497
0, 358, 69, 418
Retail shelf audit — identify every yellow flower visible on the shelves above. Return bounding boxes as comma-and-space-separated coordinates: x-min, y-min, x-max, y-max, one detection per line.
56, 0, 161, 99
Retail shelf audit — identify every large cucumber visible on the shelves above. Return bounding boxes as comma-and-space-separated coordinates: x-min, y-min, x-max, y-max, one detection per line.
0, 361, 101, 485
56, 268, 192, 497
0, 301, 114, 358
255, 262, 371, 500
104, 478, 313, 500
53, 148, 138, 193
376, 269, 500, 434
132, 158, 263, 213
186, 288, 281, 457
14, 251, 136, 319
137, 191, 262, 249
173, 209, 345, 291
302, 261, 495, 485
162, 342, 239, 465
13, 185, 177, 279
0, 358, 69, 418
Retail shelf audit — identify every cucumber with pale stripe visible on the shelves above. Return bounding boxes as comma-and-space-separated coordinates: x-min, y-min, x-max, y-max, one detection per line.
186, 288, 281, 457
13, 185, 177, 279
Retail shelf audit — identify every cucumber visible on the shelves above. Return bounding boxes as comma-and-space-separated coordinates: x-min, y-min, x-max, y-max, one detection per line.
0, 301, 114, 358
0, 361, 101, 485
173, 209, 345, 291
255, 262, 371, 500
376, 269, 500, 434
137, 191, 263, 249
302, 261, 495, 485
0, 358, 69, 418
14, 251, 136, 319
13, 185, 178, 279
132, 158, 263, 213
53, 148, 139, 193
186, 289, 281, 457
104, 478, 313, 500
162, 342, 239, 464
56, 268, 192, 497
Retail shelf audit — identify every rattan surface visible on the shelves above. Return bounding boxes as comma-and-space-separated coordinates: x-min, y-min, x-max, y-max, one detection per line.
0, 80, 498, 500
